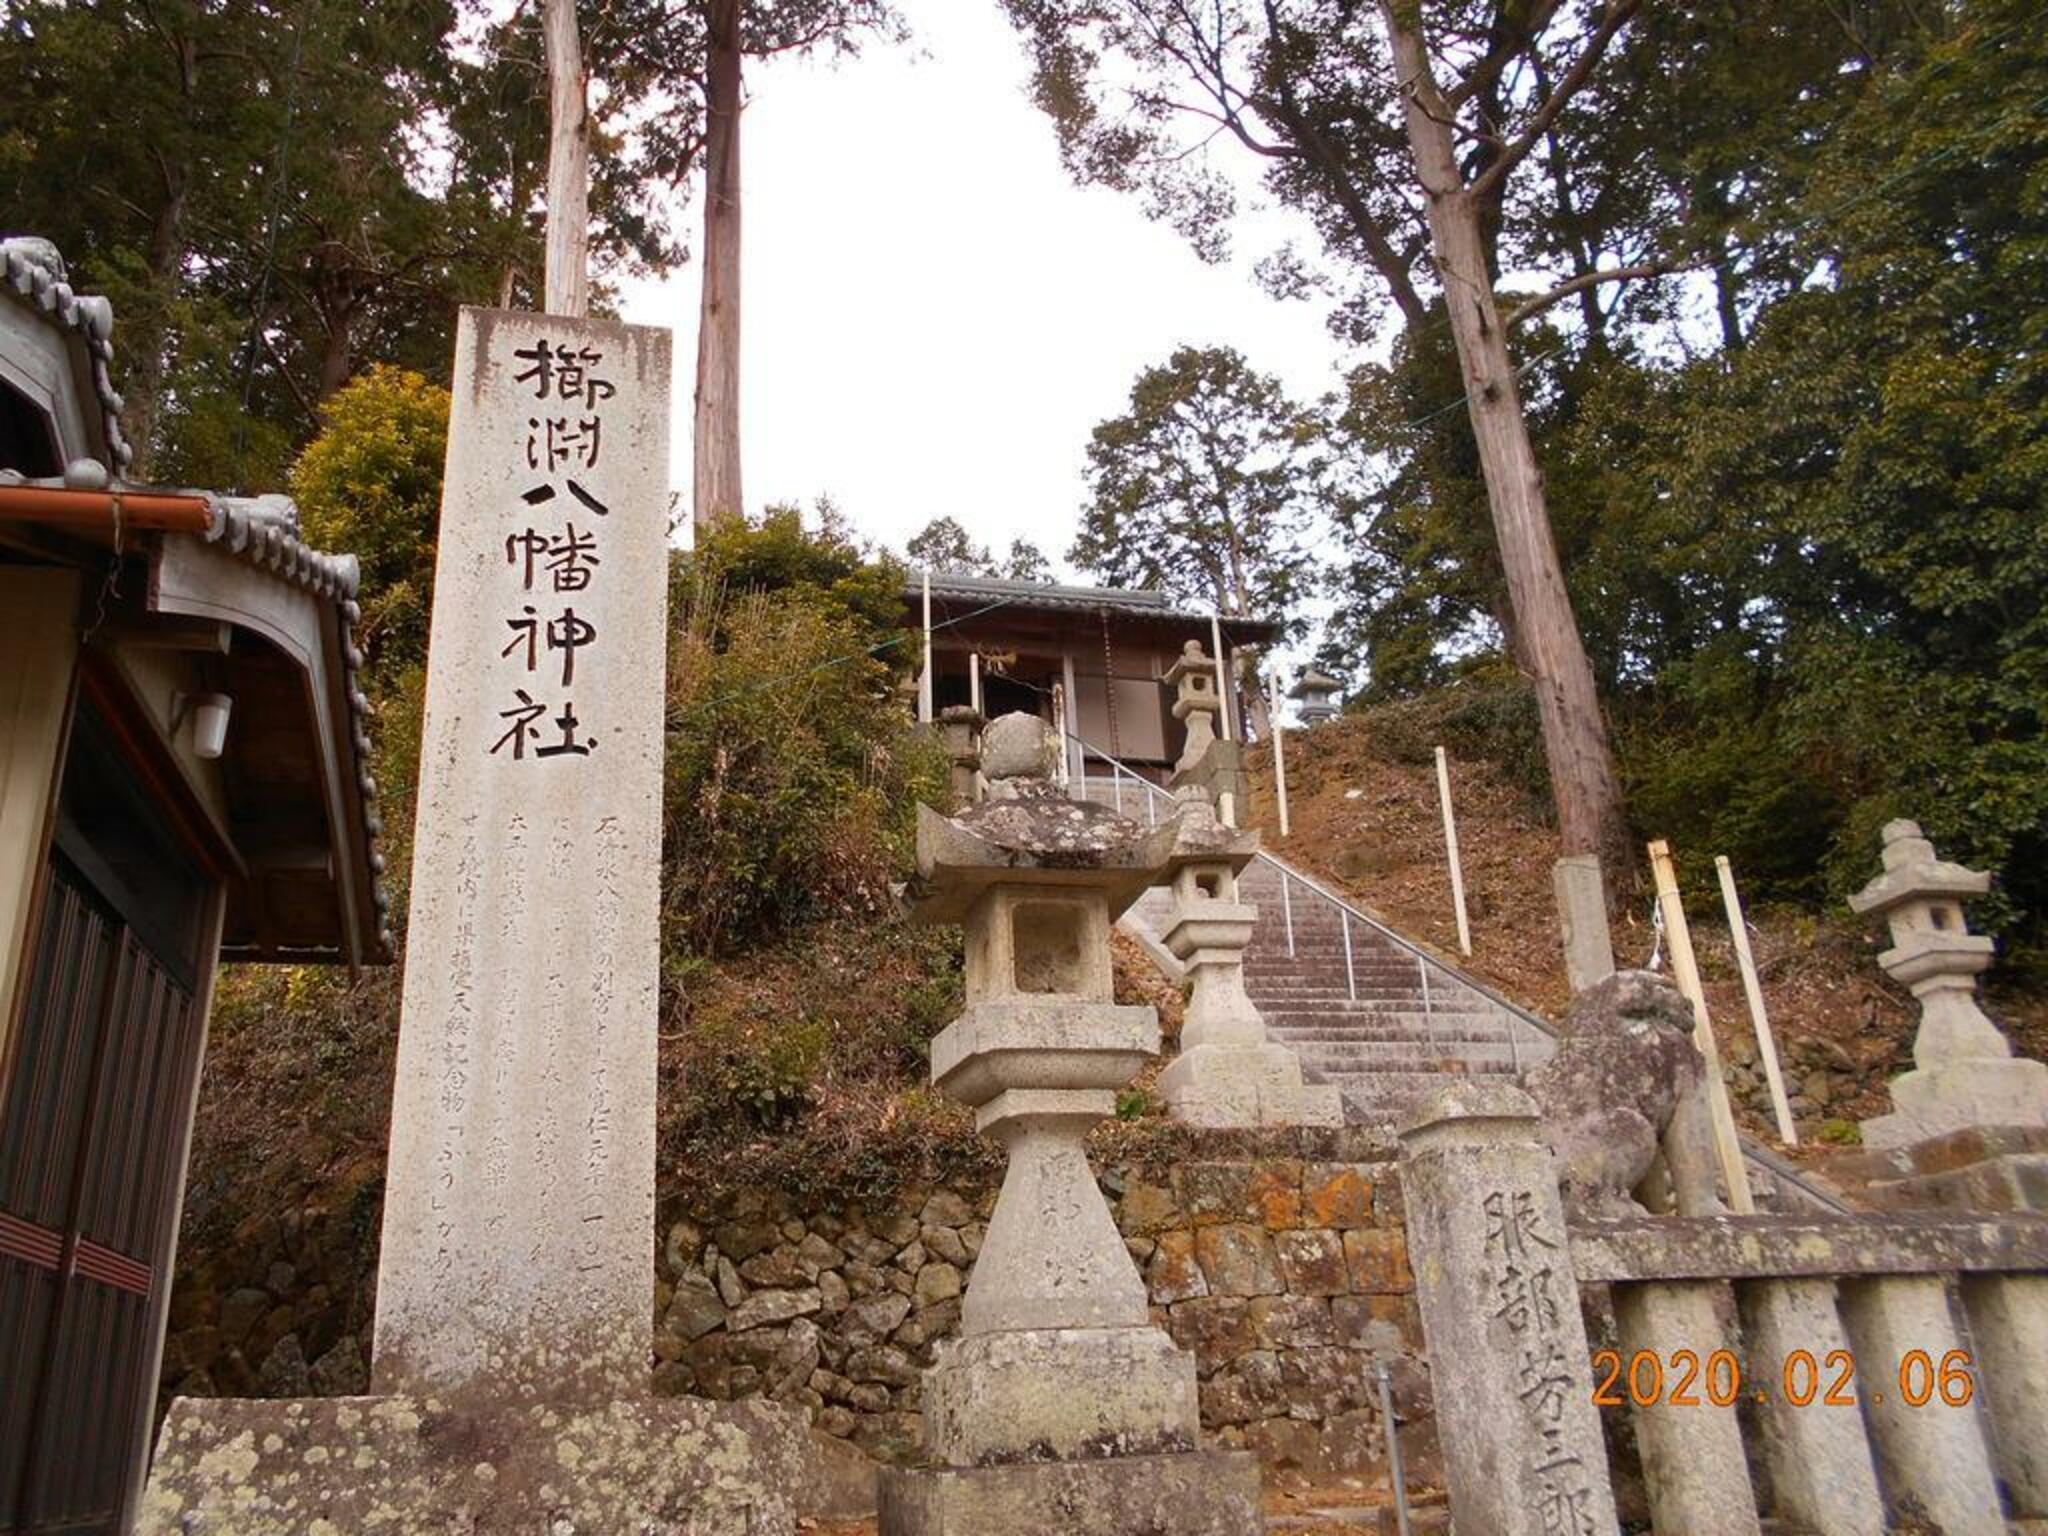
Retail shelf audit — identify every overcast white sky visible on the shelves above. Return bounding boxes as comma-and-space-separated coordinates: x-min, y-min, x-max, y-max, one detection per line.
613, 0, 1353, 576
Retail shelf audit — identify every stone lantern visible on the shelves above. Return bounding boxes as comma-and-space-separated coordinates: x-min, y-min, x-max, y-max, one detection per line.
881, 712, 1260, 1535
1287, 667, 1343, 725
1163, 638, 1222, 772
1157, 793, 1342, 1128
1851, 819, 2048, 1148
1164, 638, 1244, 820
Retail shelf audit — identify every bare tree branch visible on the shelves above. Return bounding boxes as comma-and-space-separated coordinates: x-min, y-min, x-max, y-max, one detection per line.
1468, 0, 1640, 202
1443, 0, 1562, 109
1502, 255, 1703, 327
1259, 0, 1429, 327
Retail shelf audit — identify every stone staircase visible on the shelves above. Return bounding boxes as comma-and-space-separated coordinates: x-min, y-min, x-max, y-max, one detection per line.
1123, 855, 1557, 1127
1084, 769, 1839, 1209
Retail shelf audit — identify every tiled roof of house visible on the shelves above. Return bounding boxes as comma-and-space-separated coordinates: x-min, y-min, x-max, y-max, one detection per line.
906, 570, 1283, 639
0, 238, 390, 958
1, 237, 134, 473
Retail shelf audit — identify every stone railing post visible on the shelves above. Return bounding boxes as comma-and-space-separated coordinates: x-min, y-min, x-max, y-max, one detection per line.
1735, 1279, 1886, 1536
1960, 1274, 2048, 1516
1839, 1274, 2004, 1536
1611, 1280, 1760, 1535
1398, 1081, 1619, 1536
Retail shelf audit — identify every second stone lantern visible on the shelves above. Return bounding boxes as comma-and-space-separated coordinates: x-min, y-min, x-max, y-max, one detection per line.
1157, 792, 1342, 1129
880, 712, 1261, 1535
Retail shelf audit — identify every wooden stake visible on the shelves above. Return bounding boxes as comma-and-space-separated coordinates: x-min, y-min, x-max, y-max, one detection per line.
918, 568, 933, 724
1270, 672, 1291, 839
1716, 856, 1798, 1146
540, 0, 590, 317
1648, 840, 1755, 1213
1434, 746, 1473, 956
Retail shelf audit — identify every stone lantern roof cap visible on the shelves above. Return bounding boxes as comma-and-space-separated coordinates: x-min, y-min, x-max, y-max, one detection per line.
1287, 669, 1341, 698
909, 794, 1181, 924
913, 794, 1187, 925
911, 711, 1183, 920
1161, 638, 1220, 690
1848, 819, 1991, 916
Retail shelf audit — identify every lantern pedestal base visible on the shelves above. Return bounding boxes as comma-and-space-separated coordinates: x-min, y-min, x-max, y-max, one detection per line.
879, 1448, 1263, 1536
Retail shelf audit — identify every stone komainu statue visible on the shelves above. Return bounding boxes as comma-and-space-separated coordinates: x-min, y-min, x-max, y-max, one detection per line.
1522, 969, 1725, 1217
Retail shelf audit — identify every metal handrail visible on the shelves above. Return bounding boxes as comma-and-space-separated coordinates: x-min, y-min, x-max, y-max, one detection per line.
1064, 735, 1847, 1213
1068, 739, 1555, 1047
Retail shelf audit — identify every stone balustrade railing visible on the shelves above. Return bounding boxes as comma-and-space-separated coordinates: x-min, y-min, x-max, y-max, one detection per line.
1399, 1081, 2048, 1536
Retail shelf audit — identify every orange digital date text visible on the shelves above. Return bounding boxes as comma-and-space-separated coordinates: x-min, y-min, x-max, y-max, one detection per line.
1589, 1348, 1976, 1408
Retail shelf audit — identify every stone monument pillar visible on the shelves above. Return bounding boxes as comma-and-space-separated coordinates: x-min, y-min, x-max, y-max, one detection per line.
878, 713, 1261, 1535
1397, 1081, 1620, 1536
1156, 792, 1342, 1128
1852, 819, 2047, 1149
139, 310, 802, 1534
1165, 639, 1244, 821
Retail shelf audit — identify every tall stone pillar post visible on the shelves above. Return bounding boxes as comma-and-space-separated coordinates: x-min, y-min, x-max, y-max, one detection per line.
1839, 1274, 2004, 1536
1552, 853, 1616, 995
879, 714, 1261, 1535
1735, 1278, 1886, 1536
1397, 1081, 1619, 1536
1156, 794, 1340, 1128
139, 310, 802, 1534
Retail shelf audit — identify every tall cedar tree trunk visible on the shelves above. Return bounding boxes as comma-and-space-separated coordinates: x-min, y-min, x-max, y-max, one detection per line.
693, 0, 744, 528
1382, 3, 1629, 877
121, 172, 188, 479
121, 26, 201, 478
542, 0, 592, 317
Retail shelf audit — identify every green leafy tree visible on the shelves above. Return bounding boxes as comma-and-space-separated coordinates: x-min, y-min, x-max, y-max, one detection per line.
1071, 346, 1320, 636
905, 516, 1053, 582
290, 365, 452, 674
1001, 539, 1054, 583
666, 513, 942, 954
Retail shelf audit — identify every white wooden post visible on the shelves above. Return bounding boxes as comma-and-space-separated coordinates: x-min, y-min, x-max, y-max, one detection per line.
1051, 680, 1071, 789
1270, 671, 1291, 840
1648, 839, 1755, 1213
1716, 855, 1798, 1146
1434, 745, 1472, 957
1060, 651, 1083, 784
1210, 614, 1233, 742
969, 650, 982, 716
919, 567, 933, 724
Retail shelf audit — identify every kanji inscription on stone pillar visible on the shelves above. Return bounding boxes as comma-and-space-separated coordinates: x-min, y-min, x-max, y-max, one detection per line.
372, 308, 672, 1403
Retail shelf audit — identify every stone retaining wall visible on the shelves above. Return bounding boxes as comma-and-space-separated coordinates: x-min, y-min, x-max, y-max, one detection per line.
161, 1132, 1433, 1489
649, 1131, 1432, 1486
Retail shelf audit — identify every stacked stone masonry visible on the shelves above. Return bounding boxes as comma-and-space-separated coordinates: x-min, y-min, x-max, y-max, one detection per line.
639, 1136, 1430, 1485
161, 1140, 1430, 1486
